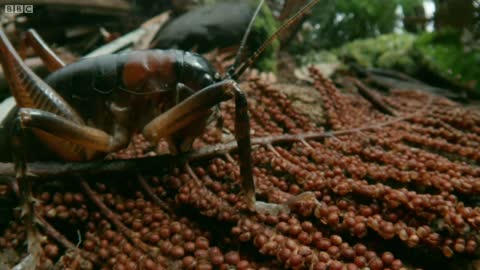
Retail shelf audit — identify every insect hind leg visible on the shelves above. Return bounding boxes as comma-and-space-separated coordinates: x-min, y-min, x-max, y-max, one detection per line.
17, 108, 126, 154
19, 29, 65, 72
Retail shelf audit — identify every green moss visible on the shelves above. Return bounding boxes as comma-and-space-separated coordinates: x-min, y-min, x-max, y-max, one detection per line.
414, 31, 480, 96
335, 33, 418, 74
249, 0, 279, 72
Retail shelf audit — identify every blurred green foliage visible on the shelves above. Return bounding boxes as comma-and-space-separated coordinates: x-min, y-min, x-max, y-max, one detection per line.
298, 33, 418, 74
297, 29, 480, 98
289, 0, 424, 53
415, 30, 480, 96
200, 0, 279, 71
401, 0, 427, 14
275, 0, 480, 99
336, 33, 418, 74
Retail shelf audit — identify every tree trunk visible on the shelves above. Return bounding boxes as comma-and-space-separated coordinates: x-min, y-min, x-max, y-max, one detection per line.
434, 0, 474, 31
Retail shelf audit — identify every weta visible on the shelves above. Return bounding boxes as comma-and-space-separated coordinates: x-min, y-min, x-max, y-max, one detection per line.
0, 0, 320, 262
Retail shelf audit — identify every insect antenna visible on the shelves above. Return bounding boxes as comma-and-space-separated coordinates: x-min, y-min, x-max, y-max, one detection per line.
229, 0, 321, 80
226, 0, 266, 79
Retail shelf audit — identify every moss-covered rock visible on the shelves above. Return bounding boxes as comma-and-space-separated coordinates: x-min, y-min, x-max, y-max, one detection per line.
296, 34, 418, 76
414, 31, 480, 97
298, 50, 342, 67
335, 33, 418, 74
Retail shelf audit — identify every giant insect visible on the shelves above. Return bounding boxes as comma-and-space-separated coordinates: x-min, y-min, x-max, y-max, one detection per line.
0, 0, 321, 261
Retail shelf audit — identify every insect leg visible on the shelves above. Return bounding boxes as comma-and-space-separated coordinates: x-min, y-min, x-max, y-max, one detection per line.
17, 108, 127, 153
143, 80, 233, 141
174, 83, 195, 105
1, 30, 82, 265
0, 30, 82, 123
1, 29, 94, 161
175, 83, 224, 139
19, 29, 65, 71
231, 82, 256, 210
143, 80, 256, 210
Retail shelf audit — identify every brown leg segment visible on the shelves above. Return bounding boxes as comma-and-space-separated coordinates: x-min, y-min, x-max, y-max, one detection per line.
143, 80, 233, 141
0, 30, 82, 123
0, 29, 91, 161
232, 83, 255, 210
143, 80, 256, 210
19, 29, 65, 72
18, 108, 126, 153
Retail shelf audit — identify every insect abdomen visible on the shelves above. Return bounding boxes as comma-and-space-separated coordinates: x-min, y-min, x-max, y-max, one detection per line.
45, 54, 127, 97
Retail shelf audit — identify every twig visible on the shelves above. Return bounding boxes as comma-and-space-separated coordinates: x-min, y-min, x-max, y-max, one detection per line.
299, 138, 313, 149
0, 154, 176, 179
368, 73, 467, 101
267, 144, 281, 158
225, 153, 237, 164
185, 163, 201, 185
351, 78, 397, 116
84, 29, 146, 58
79, 179, 156, 254
36, 214, 94, 262
134, 11, 171, 50
85, 11, 170, 57
36, 214, 75, 250
137, 175, 171, 212
367, 67, 425, 84
0, 95, 433, 180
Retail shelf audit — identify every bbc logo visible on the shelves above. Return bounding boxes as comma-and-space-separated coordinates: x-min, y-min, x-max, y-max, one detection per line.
4, 5, 34, 14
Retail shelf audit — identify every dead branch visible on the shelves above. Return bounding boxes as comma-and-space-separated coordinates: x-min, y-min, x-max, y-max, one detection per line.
0, 95, 432, 181
350, 78, 397, 116
85, 11, 171, 57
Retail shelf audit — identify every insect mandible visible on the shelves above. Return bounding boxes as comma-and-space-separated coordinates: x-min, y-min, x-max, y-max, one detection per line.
0, 0, 321, 214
